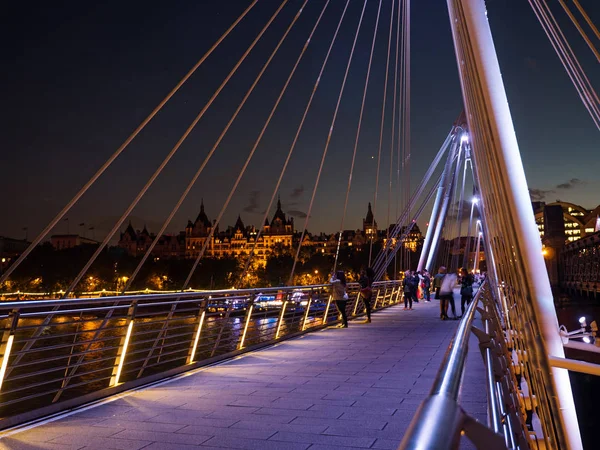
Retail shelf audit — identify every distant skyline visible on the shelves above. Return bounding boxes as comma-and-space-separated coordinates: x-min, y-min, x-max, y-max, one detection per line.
3, 0, 599, 242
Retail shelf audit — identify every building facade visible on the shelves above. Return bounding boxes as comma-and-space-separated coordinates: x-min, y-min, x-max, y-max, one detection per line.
117, 201, 424, 262
534, 201, 599, 244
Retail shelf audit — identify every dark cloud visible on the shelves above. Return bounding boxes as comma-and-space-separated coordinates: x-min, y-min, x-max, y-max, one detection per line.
287, 210, 308, 219
242, 190, 261, 214
556, 178, 585, 190
529, 188, 554, 201
290, 185, 304, 199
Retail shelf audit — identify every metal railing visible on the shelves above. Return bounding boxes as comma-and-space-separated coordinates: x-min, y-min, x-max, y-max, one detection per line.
0, 280, 401, 429
399, 282, 530, 450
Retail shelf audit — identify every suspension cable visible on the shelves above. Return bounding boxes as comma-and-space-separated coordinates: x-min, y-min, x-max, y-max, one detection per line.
371, 139, 449, 273
572, 0, 600, 42
528, 0, 600, 129
122, 0, 311, 293
369, 0, 397, 266
331, 0, 383, 273
179, 1, 329, 291
234, 0, 336, 287
288, 0, 369, 285
374, 174, 440, 281
386, 0, 402, 255
62, 0, 290, 297
0, 0, 259, 285
557, 0, 600, 62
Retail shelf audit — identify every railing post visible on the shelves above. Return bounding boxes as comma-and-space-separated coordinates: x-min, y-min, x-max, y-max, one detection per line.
238, 296, 254, 350
0, 310, 19, 392
323, 294, 333, 325
187, 299, 207, 364
301, 290, 313, 331
110, 301, 137, 386
352, 291, 362, 316
373, 286, 382, 309
394, 282, 402, 303
275, 295, 288, 339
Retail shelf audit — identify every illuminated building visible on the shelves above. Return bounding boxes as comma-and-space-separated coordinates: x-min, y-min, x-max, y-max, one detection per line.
533, 201, 598, 243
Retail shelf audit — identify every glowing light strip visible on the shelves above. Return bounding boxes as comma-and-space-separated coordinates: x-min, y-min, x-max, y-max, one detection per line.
275, 301, 287, 339
302, 299, 312, 331
0, 335, 14, 392
239, 305, 253, 350
189, 311, 206, 363
352, 293, 361, 315
113, 320, 134, 386
323, 295, 333, 325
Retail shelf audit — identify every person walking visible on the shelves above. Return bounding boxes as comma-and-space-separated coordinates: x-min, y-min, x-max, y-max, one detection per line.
433, 266, 446, 320
422, 270, 431, 302
331, 270, 349, 328
439, 270, 458, 320
358, 267, 374, 323
410, 271, 419, 303
460, 268, 474, 317
402, 270, 414, 310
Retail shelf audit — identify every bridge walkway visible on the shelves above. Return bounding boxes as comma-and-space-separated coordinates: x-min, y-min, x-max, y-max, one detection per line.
1, 296, 486, 450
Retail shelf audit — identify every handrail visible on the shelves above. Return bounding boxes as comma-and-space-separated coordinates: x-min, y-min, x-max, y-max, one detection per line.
398, 284, 484, 450
0, 281, 386, 309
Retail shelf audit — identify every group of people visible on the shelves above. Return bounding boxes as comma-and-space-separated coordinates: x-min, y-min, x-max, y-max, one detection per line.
401, 270, 433, 310
433, 267, 475, 320
329, 265, 478, 328
330, 267, 374, 328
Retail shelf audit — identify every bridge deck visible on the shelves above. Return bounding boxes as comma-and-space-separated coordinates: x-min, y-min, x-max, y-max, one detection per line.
2, 299, 487, 450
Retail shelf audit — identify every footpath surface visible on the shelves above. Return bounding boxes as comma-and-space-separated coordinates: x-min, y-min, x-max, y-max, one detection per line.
0, 296, 487, 450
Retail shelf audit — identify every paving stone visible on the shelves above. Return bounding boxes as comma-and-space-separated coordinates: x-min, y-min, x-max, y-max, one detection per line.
49, 436, 151, 450
269, 431, 376, 448
202, 435, 310, 449
112, 428, 213, 445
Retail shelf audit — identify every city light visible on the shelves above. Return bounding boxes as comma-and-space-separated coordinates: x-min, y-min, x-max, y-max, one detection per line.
472, 197, 479, 204
579, 316, 586, 326
460, 133, 469, 144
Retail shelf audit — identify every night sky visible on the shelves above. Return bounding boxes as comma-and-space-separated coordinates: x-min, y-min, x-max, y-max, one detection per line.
2, 0, 599, 242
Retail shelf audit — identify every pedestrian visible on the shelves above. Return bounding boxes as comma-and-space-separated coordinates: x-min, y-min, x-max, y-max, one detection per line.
358, 267, 374, 323
432, 266, 446, 301
422, 270, 431, 302
330, 270, 349, 328
460, 268, 474, 317
439, 270, 458, 320
410, 271, 419, 303
402, 270, 414, 310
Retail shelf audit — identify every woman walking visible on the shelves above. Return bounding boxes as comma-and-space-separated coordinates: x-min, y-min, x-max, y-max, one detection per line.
402, 270, 414, 310
331, 270, 349, 328
358, 267, 374, 323
460, 268, 474, 318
